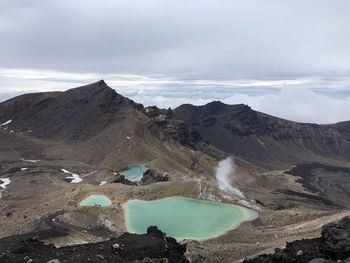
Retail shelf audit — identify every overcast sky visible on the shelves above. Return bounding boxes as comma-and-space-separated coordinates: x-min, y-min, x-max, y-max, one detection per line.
1, 0, 350, 123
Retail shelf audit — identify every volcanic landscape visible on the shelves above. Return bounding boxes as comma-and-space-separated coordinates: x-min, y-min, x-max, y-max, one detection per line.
0, 81, 349, 262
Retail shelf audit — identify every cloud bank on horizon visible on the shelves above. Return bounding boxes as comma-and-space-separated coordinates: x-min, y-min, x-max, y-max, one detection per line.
0, 0, 349, 124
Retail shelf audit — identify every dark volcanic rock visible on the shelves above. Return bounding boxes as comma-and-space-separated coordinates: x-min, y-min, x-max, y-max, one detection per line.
144, 106, 224, 159
143, 106, 204, 149
322, 216, 350, 256
286, 163, 350, 208
112, 169, 168, 186
112, 173, 137, 186
146, 115, 201, 148
244, 216, 350, 263
0, 226, 188, 263
141, 169, 168, 185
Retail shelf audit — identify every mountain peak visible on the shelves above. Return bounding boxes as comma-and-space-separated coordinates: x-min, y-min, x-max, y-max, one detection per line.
66, 80, 116, 98
97, 79, 107, 86
206, 100, 226, 106
0, 80, 138, 142
201, 101, 251, 116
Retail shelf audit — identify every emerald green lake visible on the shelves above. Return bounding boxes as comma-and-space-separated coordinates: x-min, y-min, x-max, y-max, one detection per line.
123, 197, 257, 240
119, 164, 147, 182
80, 195, 111, 207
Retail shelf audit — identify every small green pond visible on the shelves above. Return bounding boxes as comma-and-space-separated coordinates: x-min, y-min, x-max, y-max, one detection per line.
80, 195, 112, 207
119, 164, 147, 182
123, 196, 257, 240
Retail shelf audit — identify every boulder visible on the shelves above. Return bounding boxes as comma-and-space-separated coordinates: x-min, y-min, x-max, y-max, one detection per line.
322, 216, 350, 256
112, 243, 120, 249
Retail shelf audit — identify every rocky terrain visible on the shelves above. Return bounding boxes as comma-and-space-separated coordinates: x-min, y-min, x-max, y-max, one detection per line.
286, 163, 350, 208
0, 81, 349, 263
0, 226, 188, 263
245, 216, 350, 263
174, 102, 350, 169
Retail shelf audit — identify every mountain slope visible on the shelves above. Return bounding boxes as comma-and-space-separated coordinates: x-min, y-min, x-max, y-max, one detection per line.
0, 80, 143, 141
174, 101, 350, 168
0, 81, 217, 175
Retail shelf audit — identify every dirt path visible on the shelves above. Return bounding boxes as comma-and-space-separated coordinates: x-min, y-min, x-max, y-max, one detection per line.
284, 210, 350, 232
240, 210, 350, 261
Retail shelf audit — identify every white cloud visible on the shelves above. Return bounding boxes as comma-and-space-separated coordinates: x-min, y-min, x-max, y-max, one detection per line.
228, 88, 350, 124
0, 68, 349, 124
127, 87, 350, 124
1, 0, 350, 80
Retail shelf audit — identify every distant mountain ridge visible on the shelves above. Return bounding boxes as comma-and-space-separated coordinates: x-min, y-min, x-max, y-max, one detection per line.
1, 80, 349, 169
174, 101, 350, 168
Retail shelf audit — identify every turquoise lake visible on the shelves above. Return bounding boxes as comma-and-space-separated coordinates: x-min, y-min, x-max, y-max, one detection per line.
122, 196, 257, 240
119, 164, 147, 182
80, 195, 112, 207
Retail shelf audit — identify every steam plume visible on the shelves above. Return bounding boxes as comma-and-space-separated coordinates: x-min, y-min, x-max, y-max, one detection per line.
215, 157, 245, 199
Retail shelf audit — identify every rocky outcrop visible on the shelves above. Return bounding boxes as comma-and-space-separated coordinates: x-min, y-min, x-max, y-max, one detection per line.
244, 216, 350, 263
0, 226, 188, 263
112, 169, 168, 186
112, 173, 137, 186
144, 105, 226, 159
140, 169, 168, 185
145, 107, 201, 148
286, 163, 350, 208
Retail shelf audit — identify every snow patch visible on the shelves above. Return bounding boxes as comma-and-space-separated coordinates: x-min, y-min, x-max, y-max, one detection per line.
62, 169, 82, 183
99, 181, 107, 186
21, 168, 28, 171
126, 136, 131, 140
0, 178, 11, 189
21, 158, 40, 163
0, 178, 11, 199
0, 120, 12, 126
215, 157, 245, 199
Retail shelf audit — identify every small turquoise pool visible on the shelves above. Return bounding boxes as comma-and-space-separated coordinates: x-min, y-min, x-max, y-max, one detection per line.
119, 164, 147, 182
122, 196, 257, 240
80, 195, 112, 207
